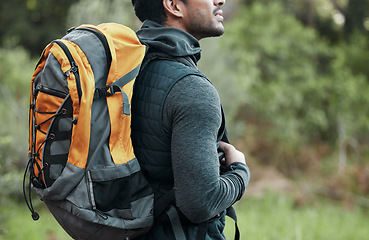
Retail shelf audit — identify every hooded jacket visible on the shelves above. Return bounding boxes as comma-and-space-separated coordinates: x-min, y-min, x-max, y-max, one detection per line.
131, 20, 250, 240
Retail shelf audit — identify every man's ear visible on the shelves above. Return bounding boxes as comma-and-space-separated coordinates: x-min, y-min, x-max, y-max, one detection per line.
163, 0, 184, 18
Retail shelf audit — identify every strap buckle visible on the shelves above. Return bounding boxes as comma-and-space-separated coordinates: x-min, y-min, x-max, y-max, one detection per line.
95, 85, 117, 98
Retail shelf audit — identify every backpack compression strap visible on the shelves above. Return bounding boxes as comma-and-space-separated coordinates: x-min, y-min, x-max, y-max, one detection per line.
94, 64, 141, 115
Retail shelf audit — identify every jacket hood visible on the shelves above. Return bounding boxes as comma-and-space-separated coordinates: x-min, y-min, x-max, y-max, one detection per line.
136, 20, 202, 63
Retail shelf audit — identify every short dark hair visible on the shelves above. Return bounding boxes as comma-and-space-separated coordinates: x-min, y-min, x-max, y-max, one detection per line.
131, 0, 167, 24
131, 0, 187, 24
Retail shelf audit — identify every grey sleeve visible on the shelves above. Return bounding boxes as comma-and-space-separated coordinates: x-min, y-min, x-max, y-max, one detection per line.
163, 75, 250, 223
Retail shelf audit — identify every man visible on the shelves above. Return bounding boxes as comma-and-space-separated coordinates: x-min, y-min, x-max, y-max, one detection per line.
130, 0, 250, 239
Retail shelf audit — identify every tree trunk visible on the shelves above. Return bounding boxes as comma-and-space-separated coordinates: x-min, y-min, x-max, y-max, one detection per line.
337, 113, 347, 172
344, 0, 368, 35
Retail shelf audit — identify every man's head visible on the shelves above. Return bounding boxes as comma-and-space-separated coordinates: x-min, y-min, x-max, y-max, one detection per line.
131, 0, 226, 40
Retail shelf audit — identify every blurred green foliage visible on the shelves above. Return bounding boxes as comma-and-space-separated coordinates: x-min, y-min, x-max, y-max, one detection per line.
0, 45, 34, 204
0, 0, 74, 56
201, 0, 369, 176
1, 201, 70, 239
66, 0, 140, 28
223, 2, 328, 144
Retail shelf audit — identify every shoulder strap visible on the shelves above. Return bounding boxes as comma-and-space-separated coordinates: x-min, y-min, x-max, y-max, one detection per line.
218, 106, 229, 143
227, 206, 240, 240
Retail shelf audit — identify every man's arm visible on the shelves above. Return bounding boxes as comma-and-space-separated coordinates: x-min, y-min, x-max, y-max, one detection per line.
163, 75, 250, 223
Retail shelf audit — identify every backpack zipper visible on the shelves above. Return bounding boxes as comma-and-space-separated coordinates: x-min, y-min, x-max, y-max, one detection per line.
36, 84, 67, 99
53, 40, 82, 103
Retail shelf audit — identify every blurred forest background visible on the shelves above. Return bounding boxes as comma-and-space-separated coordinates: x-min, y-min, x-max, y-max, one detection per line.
0, 0, 369, 239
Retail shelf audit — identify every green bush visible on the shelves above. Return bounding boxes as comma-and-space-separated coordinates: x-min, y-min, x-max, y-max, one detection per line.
0, 45, 35, 202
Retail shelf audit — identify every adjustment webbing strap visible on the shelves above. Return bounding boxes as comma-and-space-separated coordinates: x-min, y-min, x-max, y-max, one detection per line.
113, 86, 130, 115
227, 206, 240, 240
94, 85, 130, 115
166, 205, 186, 240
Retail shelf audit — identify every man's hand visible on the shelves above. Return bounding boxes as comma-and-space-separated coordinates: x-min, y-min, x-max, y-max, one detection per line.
218, 141, 246, 174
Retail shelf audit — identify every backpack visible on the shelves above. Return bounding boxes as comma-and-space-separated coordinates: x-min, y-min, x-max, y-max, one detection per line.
23, 23, 154, 240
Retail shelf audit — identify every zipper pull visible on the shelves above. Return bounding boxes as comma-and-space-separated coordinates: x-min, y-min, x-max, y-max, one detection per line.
34, 84, 42, 96
64, 62, 78, 77
70, 61, 78, 73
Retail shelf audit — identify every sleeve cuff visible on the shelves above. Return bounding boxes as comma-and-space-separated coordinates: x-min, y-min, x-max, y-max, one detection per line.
226, 162, 251, 200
